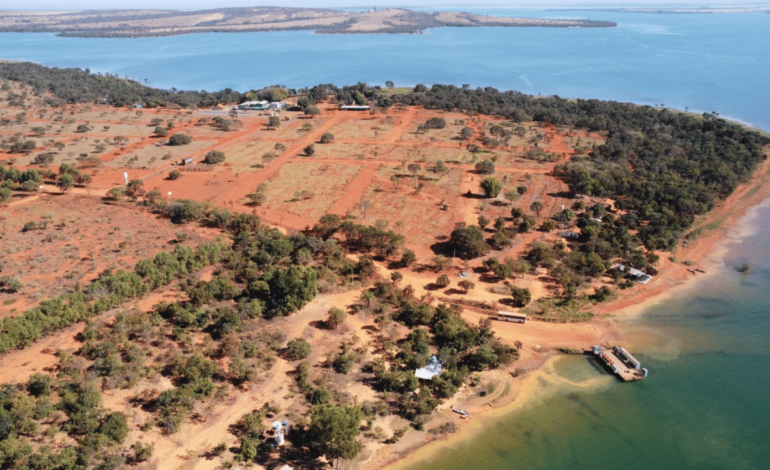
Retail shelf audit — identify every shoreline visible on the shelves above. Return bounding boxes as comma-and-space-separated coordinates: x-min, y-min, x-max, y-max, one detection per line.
373, 150, 770, 470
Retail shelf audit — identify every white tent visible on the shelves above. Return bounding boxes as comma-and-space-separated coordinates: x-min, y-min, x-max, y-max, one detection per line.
415, 356, 442, 380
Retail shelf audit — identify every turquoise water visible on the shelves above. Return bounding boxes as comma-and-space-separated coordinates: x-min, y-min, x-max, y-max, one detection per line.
0, 10, 768, 129
2, 9, 770, 469
408, 205, 770, 470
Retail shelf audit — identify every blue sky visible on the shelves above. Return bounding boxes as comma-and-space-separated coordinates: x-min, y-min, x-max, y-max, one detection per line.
0, 1, 763, 10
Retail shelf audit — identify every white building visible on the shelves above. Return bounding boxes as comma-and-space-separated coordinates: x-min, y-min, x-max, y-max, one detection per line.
415, 356, 442, 380
238, 100, 270, 111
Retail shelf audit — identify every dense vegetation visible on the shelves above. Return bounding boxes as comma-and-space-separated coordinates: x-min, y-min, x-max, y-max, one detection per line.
396, 85, 769, 250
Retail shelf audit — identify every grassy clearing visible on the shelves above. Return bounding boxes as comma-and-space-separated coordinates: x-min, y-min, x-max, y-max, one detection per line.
260, 161, 361, 219
523, 297, 593, 322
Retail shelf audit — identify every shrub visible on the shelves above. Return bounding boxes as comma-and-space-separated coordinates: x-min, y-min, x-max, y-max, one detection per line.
480, 177, 503, 198
304, 143, 316, 156
475, 160, 495, 175
435, 274, 450, 288
320, 132, 334, 143
168, 133, 192, 146
511, 287, 531, 307
99, 412, 129, 443
133, 441, 154, 462
168, 170, 181, 180
154, 126, 168, 137
204, 150, 226, 164
425, 117, 446, 129
326, 307, 346, 329
286, 338, 312, 360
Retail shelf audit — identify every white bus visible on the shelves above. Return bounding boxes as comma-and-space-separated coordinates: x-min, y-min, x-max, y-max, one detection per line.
496, 311, 526, 324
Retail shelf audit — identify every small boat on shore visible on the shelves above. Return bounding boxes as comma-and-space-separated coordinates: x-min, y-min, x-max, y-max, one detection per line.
451, 406, 470, 418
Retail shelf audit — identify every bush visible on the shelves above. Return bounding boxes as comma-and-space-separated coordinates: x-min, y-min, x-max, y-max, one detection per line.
511, 287, 531, 307
154, 126, 168, 137
326, 307, 346, 329
425, 117, 446, 129
480, 177, 503, 198
475, 160, 495, 175
99, 412, 129, 443
435, 274, 450, 288
168, 133, 192, 146
168, 170, 181, 180
204, 150, 226, 164
304, 143, 316, 156
133, 441, 154, 462
320, 132, 335, 143
286, 338, 312, 360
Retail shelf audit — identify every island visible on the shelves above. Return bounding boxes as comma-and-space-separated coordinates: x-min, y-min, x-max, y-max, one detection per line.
0, 6, 616, 37
0, 62, 767, 470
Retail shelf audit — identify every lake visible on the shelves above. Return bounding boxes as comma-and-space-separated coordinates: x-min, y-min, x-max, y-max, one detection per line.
0, 9, 768, 129
1, 8, 769, 469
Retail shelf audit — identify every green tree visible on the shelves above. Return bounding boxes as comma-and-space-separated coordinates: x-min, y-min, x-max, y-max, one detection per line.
480, 177, 503, 198
475, 160, 495, 175
0, 187, 12, 206
133, 441, 154, 462
327, 307, 346, 330
435, 274, 450, 288
400, 249, 416, 267
450, 225, 490, 259
511, 287, 531, 307
310, 404, 364, 468
477, 215, 490, 230
56, 173, 74, 192
458, 279, 475, 293
305, 143, 316, 156
99, 412, 129, 443
305, 106, 321, 117
286, 338, 312, 360
168, 133, 192, 146
385, 80, 394, 89
530, 201, 544, 216
204, 150, 226, 164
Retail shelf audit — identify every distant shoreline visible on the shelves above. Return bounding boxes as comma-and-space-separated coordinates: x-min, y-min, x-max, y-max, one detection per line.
547, 7, 770, 14
0, 6, 615, 38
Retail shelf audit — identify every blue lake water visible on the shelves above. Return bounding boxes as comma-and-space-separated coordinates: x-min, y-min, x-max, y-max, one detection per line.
1, 8, 770, 469
0, 9, 768, 129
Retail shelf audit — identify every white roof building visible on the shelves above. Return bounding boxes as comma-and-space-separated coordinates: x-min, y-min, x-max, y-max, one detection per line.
415, 356, 442, 380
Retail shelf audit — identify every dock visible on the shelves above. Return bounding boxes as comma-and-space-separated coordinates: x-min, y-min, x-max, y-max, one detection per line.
593, 345, 647, 382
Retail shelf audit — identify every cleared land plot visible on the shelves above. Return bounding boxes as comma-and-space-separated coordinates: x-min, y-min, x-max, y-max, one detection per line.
360, 166, 462, 248
220, 138, 291, 173
0, 196, 214, 317
260, 161, 362, 220
325, 116, 396, 140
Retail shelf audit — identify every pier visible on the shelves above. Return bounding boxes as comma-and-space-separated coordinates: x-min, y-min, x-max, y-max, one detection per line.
592, 345, 647, 382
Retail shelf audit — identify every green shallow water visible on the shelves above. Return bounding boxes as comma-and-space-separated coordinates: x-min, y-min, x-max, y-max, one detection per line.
409, 205, 770, 470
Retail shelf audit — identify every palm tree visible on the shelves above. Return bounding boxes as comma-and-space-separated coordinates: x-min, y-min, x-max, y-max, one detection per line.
360, 290, 376, 309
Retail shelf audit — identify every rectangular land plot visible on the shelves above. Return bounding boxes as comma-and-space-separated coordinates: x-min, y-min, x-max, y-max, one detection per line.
261, 161, 362, 220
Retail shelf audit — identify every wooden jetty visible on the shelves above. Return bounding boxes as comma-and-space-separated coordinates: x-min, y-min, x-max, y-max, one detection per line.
593, 345, 647, 382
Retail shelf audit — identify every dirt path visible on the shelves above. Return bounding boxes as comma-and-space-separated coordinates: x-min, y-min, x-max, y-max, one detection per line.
328, 162, 379, 217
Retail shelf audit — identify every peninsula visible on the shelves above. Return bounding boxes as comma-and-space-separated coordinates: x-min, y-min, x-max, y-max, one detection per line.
0, 6, 616, 37
0, 62, 767, 470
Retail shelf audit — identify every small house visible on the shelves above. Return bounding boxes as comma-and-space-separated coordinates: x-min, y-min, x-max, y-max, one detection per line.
270, 102, 286, 111
182, 157, 194, 165
340, 105, 370, 111
415, 356, 442, 380
612, 263, 653, 284
561, 228, 581, 240
238, 100, 270, 111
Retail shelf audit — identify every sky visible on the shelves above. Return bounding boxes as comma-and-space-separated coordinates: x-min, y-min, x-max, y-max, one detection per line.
0, 0, 765, 10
